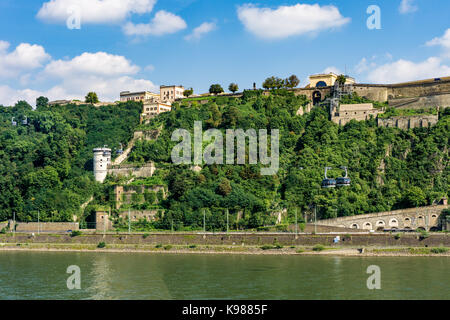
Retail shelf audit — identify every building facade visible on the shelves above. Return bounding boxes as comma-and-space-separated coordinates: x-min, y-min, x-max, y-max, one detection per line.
307, 73, 355, 88
120, 91, 160, 103
331, 103, 381, 126
160, 85, 185, 103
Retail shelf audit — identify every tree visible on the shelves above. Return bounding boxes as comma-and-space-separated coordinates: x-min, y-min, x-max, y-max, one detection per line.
228, 83, 239, 93
285, 75, 300, 88
217, 178, 232, 196
36, 96, 49, 109
85, 92, 99, 104
262, 76, 285, 90
183, 88, 194, 98
209, 84, 224, 95
336, 74, 347, 86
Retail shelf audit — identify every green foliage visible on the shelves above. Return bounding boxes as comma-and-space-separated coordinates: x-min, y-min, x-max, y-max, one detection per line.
312, 244, 325, 251
85, 92, 99, 104
70, 230, 82, 237
164, 244, 172, 250
183, 88, 194, 98
209, 84, 224, 95
378, 107, 438, 119
97, 241, 106, 248
0, 101, 142, 223
228, 83, 239, 93
430, 247, 448, 254
285, 75, 300, 88
36, 96, 49, 109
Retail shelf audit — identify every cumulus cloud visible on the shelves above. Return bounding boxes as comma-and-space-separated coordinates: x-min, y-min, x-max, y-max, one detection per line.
323, 66, 342, 75
44, 52, 140, 77
399, 0, 418, 14
0, 42, 51, 77
365, 57, 450, 84
237, 3, 350, 39
123, 10, 187, 36
0, 42, 158, 106
426, 29, 450, 57
185, 22, 216, 41
37, 0, 156, 24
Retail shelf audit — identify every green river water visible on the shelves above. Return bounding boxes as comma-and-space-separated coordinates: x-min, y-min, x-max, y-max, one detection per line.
0, 251, 448, 300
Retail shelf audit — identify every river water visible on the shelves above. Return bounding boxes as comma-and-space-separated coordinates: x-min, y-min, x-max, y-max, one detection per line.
0, 251, 448, 300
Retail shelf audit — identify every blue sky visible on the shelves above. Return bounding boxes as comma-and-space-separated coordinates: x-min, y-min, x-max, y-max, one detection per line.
1, 0, 450, 105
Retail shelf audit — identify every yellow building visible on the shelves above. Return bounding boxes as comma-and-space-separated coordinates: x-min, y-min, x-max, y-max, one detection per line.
307, 73, 355, 88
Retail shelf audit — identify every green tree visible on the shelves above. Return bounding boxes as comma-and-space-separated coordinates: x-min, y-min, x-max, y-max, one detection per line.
228, 83, 239, 93
217, 178, 232, 196
336, 75, 347, 86
209, 84, 224, 95
36, 96, 49, 109
85, 92, 99, 104
285, 75, 300, 88
183, 88, 194, 97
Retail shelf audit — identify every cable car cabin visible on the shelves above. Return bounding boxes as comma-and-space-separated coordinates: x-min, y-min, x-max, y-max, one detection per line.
22, 117, 28, 125
322, 178, 337, 188
116, 149, 124, 155
336, 177, 351, 187
11, 118, 17, 126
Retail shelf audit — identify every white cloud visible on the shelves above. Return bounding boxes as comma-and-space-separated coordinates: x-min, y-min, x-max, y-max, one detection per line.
44, 52, 140, 77
0, 42, 158, 106
123, 10, 187, 36
237, 3, 350, 39
365, 57, 450, 84
0, 42, 51, 77
426, 28, 450, 57
185, 22, 216, 41
323, 66, 342, 75
37, 0, 156, 24
399, 0, 418, 14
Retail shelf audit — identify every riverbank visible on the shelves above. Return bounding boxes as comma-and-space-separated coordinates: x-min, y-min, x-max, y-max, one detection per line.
1, 242, 449, 257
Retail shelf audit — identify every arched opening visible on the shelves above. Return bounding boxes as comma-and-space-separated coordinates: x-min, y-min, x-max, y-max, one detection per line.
315, 81, 327, 88
376, 227, 385, 231
350, 223, 359, 229
404, 217, 412, 227
389, 219, 399, 228
417, 216, 425, 226
312, 91, 322, 105
363, 222, 372, 231
417, 227, 426, 232
430, 227, 439, 232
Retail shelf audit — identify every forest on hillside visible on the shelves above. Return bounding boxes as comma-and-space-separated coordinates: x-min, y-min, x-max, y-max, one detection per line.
0, 100, 142, 223
124, 90, 449, 230
0, 90, 448, 231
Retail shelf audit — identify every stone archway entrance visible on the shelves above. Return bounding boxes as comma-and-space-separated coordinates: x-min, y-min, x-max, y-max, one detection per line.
313, 91, 322, 105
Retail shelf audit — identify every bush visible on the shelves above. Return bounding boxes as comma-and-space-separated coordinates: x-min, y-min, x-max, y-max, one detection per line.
70, 230, 82, 237
431, 247, 448, 254
394, 233, 401, 240
155, 244, 162, 248
261, 244, 283, 250
143, 233, 149, 239
0, 227, 7, 234
97, 242, 106, 248
189, 245, 197, 249
164, 245, 173, 251
419, 231, 430, 240
313, 244, 325, 252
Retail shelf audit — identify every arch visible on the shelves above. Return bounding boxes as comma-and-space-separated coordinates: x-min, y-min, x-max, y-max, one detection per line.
312, 91, 322, 105
389, 218, 399, 228
404, 217, 412, 227
375, 220, 385, 231
430, 227, 439, 232
417, 216, 425, 226
350, 223, 359, 229
363, 222, 373, 230
315, 81, 327, 88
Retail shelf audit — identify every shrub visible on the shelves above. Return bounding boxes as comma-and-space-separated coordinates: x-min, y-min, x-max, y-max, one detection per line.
0, 227, 7, 234
296, 249, 304, 254
164, 245, 173, 251
313, 244, 325, 252
419, 231, 430, 240
155, 244, 162, 248
394, 233, 401, 240
261, 245, 274, 250
431, 247, 449, 254
97, 242, 106, 248
70, 230, 82, 237
189, 245, 197, 249
143, 233, 150, 239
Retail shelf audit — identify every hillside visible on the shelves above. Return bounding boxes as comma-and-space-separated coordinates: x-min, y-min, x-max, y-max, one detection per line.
0, 91, 448, 232
0, 100, 142, 223
122, 90, 449, 230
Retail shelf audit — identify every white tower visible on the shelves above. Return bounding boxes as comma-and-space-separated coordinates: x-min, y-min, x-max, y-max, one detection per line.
93, 147, 111, 183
